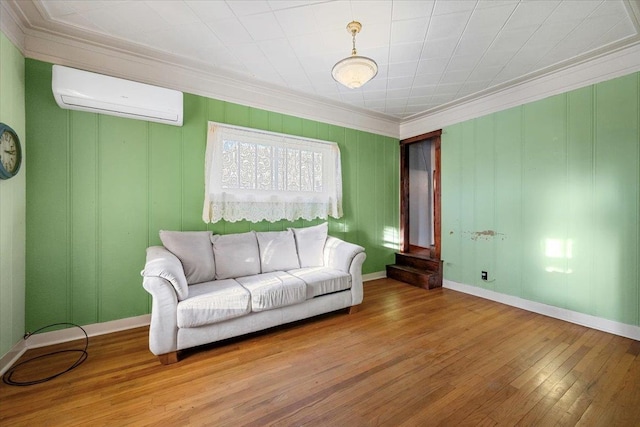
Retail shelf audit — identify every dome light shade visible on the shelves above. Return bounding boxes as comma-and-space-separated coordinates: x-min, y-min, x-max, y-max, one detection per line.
332, 55, 378, 89
332, 21, 378, 89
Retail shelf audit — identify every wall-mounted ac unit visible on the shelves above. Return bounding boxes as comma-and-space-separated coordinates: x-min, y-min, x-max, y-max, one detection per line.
52, 65, 183, 126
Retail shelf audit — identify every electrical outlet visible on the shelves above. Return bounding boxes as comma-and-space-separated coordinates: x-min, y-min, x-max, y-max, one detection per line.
481, 271, 488, 281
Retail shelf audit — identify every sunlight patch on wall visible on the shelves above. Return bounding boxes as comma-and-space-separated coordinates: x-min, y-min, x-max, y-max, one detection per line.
544, 238, 573, 274
383, 226, 400, 250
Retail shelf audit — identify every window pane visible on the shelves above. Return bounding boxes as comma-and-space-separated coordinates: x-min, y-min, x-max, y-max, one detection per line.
221, 139, 238, 189
256, 144, 272, 190
301, 150, 313, 192
314, 152, 323, 192
286, 148, 300, 191
239, 142, 256, 189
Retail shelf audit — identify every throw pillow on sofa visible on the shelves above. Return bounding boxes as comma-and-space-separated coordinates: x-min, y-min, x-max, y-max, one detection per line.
159, 230, 216, 284
211, 231, 261, 279
291, 222, 328, 268
256, 230, 300, 273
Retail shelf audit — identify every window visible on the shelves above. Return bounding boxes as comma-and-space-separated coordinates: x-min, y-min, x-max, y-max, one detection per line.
203, 122, 343, 223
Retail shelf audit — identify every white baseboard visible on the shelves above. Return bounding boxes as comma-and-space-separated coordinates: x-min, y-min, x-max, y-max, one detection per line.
363, 271, 386, 282
443, 279, 640, 342
0, 315, 150, 376
0, 340, 27, 377
23, 314, 152, 349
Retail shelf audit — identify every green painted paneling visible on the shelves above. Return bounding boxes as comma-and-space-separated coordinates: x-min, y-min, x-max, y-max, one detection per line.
0, 31, 26, 357
24, 59, 399, 330
442, 71, 640, 327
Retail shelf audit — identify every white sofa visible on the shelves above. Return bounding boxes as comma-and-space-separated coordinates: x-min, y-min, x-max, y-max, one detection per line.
141, 223, 366, 364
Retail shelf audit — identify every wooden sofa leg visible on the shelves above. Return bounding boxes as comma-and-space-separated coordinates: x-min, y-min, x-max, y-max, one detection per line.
348, 305, 360, 314
158, 351, 179, 365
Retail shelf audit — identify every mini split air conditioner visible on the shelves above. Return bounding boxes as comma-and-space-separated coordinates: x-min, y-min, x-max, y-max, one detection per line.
52, 65, 183, 126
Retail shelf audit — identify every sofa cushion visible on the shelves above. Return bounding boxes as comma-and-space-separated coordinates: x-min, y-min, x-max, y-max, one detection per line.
159, 230, 215, 285
291, 222, 328, 268
236, 272, 306, 312
256, 230, 300, 273
211, 231, 261, 279
177, 279, 251, 328
288, 267, 351, 299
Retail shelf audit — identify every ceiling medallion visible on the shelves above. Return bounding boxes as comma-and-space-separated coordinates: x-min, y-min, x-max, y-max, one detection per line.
331, 21, 378, 89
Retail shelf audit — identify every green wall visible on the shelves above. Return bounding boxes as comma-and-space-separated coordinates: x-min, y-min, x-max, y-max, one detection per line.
0, 31, 26, 358
442, 71, 640, 326
24, 59, 399, 331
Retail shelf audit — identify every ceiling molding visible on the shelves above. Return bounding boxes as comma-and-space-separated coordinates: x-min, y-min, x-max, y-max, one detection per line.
0, 1, 25, 51
400, 39, 640, 140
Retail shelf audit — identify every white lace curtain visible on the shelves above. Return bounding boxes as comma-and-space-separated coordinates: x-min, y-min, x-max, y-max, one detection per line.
203, 122, 343, 223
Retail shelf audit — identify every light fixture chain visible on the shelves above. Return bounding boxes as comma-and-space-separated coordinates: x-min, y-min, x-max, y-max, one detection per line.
352, 30, 357, 56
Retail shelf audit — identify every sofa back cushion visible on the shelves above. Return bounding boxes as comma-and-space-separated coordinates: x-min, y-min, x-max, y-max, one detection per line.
291, 222, 328, 268
256, 230, 300, 273
159, 230, 215, 285
211, 231, 261, 279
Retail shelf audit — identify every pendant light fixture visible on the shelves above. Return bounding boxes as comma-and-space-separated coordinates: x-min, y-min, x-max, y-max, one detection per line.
331, 21, 378, 89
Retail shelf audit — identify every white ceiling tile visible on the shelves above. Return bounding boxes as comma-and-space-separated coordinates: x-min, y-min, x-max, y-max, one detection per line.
491, 26, 538, 53
389, 42, 423, 63
354, 22, 391, 50
387, 75, 415, 90
544, 0, 601, 24
476, 0, 519, 10
416, 59, 447, 75
185, 1, 235, 21
207, 18, 254, 45
259, 39, 297, 62
82, 2, 168, 38
468, 66, 504, 81
437, 72, 467, 88
458, 80, 492, 97
240, 13, 286, 41
225, 0, 272, 16
387, 87, 412, 99
350, 1, 393, 26
391, 0, 435, 21
464, 2, 516, 35
388, 61, 419, 78
274, 6, 320, 36
145, 1, 200, 26
446, 54, 482, 72
427, 11, 472, 40
454, 34, 495, 56
40, 1, 76, 17
68, 1, 128, 13
433, 0, 478, 16
421, 37, 459, 60
308, 1, 352, 31
504, 1, 561, 30
391, 18, 429, 44
268, 1, 326, 11
413, 73, 442, 86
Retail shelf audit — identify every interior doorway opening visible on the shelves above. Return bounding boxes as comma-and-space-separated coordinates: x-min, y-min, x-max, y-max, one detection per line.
400, 129, 441, 259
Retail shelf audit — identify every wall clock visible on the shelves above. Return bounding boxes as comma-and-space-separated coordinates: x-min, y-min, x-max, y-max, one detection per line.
0, 123, 22, 180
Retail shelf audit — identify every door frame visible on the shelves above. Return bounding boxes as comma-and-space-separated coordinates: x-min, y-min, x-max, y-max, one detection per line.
399, 129, 442, 259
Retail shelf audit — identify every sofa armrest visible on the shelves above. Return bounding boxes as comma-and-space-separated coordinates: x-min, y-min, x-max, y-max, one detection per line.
323, 236, 365, 273
142, 276, 179, 356
348, 251, 366, 306
141, 246, 189, 300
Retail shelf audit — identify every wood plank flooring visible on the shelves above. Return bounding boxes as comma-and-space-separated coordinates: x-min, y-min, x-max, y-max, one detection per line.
2, 278, 640, 426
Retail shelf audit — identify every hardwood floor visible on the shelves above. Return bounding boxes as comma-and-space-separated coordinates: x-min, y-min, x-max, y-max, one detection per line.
2, 278, 639, 426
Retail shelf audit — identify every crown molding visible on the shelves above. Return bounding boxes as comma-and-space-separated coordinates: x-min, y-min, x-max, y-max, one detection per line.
400, 38, 640, 139
0, 1, 25, 51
